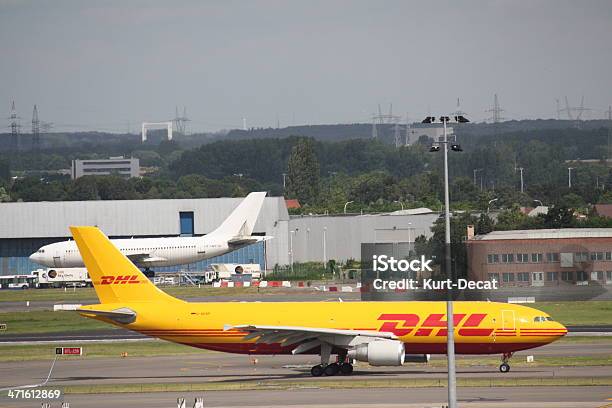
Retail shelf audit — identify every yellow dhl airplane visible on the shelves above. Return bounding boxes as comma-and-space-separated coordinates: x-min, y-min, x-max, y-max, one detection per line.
71, 226, 567, 377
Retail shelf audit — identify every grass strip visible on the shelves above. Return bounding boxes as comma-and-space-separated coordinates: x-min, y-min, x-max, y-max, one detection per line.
59, 376, 612, 394
0, 310, 111, 334
533, 301, 612, 326
0, 340, 205, 362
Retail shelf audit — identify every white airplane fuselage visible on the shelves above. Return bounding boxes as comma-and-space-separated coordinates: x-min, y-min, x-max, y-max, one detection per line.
31, 235, 234, 269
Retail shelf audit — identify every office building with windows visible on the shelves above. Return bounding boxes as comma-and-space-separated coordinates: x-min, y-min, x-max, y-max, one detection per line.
466, 228, 612, 287
71, 156, 140, 179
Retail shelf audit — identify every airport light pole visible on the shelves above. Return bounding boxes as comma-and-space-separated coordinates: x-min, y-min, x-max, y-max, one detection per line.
323, 227, 327, 265
306, 228, 310, 262
568, 167, 574, 188
516, 167, 525, 193
289, 230, 296, 274
487, 198, 498, 214
344, 201, 354, 214
423, 114, 469, 408
473, 168, 483, 190
407, 222, 413, 257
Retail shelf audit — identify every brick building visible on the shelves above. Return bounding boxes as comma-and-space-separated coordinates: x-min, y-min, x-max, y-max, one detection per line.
466, 228, 612, 287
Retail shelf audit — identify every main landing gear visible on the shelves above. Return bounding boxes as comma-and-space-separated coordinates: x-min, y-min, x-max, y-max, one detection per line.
499, 352, 513, 373
310, 362, 353, 377
310, 344, 354, 377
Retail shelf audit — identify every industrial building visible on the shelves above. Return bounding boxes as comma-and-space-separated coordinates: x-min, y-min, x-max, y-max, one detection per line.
467, 228, 612, 286
288, 212, 438, 263
71, 156, 140, 179
0, 197, 438, 276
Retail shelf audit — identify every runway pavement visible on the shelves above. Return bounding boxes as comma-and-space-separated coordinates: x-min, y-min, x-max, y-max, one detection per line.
0, 339, 610, 407
1, 341, 610, 390
2, 386, 612, 408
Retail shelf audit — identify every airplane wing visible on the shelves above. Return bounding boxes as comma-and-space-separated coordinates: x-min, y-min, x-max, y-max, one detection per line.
126, 253, 168, 265
228, 235, 273, 247
225, 324, 396, 354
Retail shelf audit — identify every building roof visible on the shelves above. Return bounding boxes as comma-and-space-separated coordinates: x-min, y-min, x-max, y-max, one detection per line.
472, 228, 612, 241
387, 207, 434, 216
284, 199, 301, 209
594, 204, 612, 218
0, 196, 289, 239
528, 206, 549, 217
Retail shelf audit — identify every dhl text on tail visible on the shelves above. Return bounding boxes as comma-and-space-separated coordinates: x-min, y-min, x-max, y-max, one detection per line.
70, 226, 567, 377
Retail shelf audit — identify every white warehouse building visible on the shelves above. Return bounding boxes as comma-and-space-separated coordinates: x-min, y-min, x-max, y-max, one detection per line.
0, 197, 438, 275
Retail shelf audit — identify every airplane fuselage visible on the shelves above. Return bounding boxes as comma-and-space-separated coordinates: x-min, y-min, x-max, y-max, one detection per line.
89, 300, 567, 356
31, 236, 232, 269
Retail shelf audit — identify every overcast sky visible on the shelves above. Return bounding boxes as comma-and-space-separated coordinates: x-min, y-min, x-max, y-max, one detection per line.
1, 0, 611, 133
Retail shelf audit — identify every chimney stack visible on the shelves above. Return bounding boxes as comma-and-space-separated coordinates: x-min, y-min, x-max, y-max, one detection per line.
466, 225, 475, 240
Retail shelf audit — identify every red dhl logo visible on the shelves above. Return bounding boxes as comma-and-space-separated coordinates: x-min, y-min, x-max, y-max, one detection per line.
100, 275, 140, 285
378, 313, 493, 337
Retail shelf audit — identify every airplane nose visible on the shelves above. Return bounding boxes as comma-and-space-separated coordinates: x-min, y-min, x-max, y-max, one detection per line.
29, 252, 40, 263
557, 322, 568, 337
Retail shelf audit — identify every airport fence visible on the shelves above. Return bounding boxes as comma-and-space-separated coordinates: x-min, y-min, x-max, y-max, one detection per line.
266, 262, 329, 281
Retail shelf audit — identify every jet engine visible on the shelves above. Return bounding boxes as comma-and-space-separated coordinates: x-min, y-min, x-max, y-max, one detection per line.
347, 340, 405, 366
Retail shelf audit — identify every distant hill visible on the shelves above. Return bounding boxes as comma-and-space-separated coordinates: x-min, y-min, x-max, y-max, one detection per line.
1, 119, 610, 152
222, 119, 612, 144
225, 124, 377, 142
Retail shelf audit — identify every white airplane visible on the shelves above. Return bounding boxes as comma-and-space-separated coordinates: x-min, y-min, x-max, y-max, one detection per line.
29, 192, 270, 272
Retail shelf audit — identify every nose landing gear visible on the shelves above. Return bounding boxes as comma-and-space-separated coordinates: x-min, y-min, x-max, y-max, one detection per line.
499, 352, 513, 373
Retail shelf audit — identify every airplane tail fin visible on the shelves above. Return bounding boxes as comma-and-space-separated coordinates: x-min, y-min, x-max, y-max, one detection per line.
70, 226, 180, 304
207, 192, 267, 239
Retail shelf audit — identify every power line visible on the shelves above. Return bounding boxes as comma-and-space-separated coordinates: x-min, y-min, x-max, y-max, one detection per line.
371, 103, 402, 147
486, 93, 505, 123
173, 106, 190, 135
32, 104, 40, 150
8, 101, 21, 150
607, 105, 612, 167
405, 113, 415, 146
559, 96, 592, 124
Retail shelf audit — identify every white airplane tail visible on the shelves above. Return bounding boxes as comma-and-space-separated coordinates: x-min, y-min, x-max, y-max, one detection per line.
207, 192, 267, 240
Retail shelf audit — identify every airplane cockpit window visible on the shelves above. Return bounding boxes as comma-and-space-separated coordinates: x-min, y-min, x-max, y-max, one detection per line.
534, 316, 553, 322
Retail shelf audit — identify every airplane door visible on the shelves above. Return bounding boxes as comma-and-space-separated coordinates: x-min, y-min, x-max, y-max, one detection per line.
52, 249, 62, 267
501, 310, 515, 331
532, 272, 544, 287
